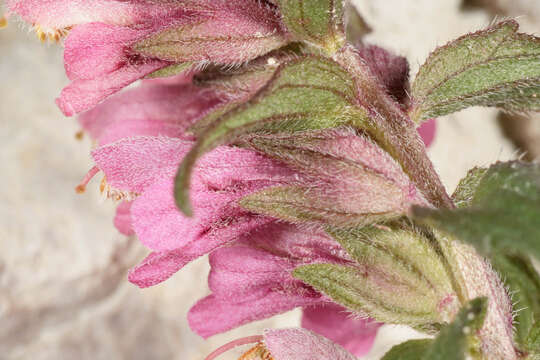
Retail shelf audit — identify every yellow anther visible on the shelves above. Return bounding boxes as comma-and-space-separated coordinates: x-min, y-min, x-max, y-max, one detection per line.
0, 16, 8, 29
32, 24, 70, 44
38, 29, 47, 43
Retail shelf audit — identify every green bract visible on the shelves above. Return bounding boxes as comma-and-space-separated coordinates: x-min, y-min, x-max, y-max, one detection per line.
293, 224, 460, 329
490, 253, 540, 350
382, 298, 488, 360
277, 0, 345, 53
411, 20, 540, 122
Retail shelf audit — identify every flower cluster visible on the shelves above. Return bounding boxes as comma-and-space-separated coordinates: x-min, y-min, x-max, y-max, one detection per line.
6, 0, 420, 354
8, 1, 538, 359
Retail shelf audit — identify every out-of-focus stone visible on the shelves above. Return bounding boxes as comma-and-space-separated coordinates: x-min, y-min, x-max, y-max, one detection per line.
464, 0, 540, 25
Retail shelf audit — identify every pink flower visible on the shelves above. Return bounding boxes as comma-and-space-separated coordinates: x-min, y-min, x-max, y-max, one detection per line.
187, 222, 381, 356
78, 81, 222, 145
69, 42, 434, 352
91, 134, 295, 270
6, 0, 287, 115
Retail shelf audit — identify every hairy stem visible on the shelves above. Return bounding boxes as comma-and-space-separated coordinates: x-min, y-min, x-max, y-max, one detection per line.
335, 45, 454, 209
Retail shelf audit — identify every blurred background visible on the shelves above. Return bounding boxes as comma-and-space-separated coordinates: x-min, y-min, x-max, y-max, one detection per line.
0, 0, 538, 359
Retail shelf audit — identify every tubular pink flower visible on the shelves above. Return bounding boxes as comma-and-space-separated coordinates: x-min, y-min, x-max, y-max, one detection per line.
7, 0, 287, 115
186, 222, 381, 345
4, 0, 182, 29
64, 33, 435, 352
78, 82, 222, 145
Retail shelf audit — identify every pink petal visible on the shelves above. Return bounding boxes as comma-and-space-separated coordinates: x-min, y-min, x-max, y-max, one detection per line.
128, 215, 273, 288
188, 289, 320, 339
114, 201, 134, 236
207, 245, 296, 297
56, 58, 169, 116
5, 0, 178, 29
92, 136, 295, 197
263, 328, 357, 360
130, 177, 272, 251
91, 137, 191, 195
78, 83, 221, 144
63, 23, 147, 80
417, 118, 437, 147
302, 303, 382, 357
128, 249, 196, 288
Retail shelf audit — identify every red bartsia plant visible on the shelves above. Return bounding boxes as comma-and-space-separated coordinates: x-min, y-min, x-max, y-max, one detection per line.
5, 0, 540, 359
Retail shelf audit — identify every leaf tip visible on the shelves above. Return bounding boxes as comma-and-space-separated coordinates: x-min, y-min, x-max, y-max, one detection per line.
174, 162, 194, 217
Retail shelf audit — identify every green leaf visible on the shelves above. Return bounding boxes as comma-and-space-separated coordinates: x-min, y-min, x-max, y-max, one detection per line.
381, 339, 433, 360
446, 162, 540, 352
293, 225, 460, 328
174, 56, 368, 215
277, 0, 346, 53
293, 263, 444, 327
414, 161, 540, 260
490, 253, 540, 350
527, 321, 540, 355
382, 298, 488, 360
422, 297, 488, 360
411, 20, 540, 122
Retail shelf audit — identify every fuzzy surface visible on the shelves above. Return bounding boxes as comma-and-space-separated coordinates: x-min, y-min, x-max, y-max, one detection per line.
0, 0, 529, 359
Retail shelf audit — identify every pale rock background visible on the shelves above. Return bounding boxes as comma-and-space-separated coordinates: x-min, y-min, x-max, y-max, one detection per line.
0, 1, 537, 359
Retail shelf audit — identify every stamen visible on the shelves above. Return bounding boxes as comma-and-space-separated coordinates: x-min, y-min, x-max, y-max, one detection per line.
75, 166, 100, 194
31, 24, 70, 43
0, 16, 7, 29
239, 343, 274, 360
205, 335, 264, 360
99, 176, 138, 201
